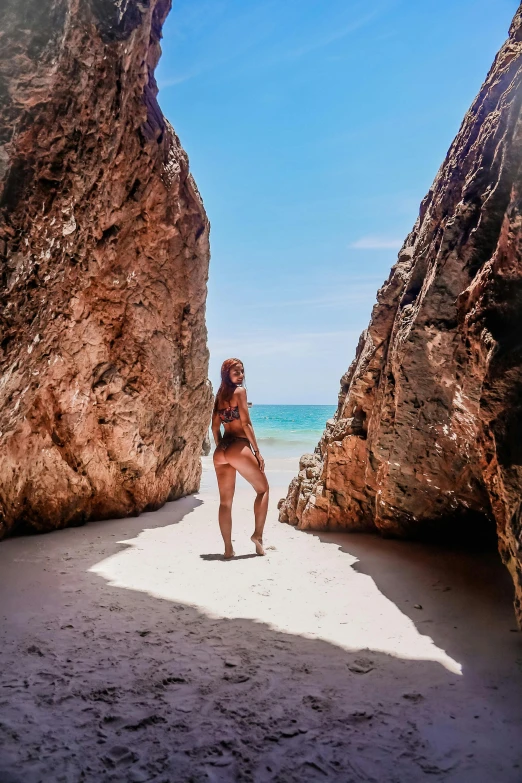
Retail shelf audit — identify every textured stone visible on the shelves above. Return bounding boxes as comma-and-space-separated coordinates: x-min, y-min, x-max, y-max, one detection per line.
0, 0, 212, 536
201, 431, 211, 456
279, 7, 522, 624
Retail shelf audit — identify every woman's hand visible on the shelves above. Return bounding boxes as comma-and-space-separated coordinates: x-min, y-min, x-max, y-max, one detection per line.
255, 452, 265, 472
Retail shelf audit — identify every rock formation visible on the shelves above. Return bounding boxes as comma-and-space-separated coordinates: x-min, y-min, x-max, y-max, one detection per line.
279, 6, 522, 624
201, 431, 212, 456
0, 0, 212, 537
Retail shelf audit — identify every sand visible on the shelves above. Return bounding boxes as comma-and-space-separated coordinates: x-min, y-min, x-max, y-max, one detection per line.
0, 455, 521, 782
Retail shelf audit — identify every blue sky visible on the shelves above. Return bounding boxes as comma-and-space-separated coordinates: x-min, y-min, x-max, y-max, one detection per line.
157, 0, 519, 404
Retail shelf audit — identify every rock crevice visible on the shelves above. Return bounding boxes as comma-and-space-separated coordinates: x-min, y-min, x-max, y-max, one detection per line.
279, 5, 522, 623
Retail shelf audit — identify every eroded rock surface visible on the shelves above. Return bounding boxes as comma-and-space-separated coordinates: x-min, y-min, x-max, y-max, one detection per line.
279, 7, 522, 623
0, 0, 212, 536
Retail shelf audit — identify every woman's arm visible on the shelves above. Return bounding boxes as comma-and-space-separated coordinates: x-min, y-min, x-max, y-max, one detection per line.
211, 409, 222, 447
235, 387, 265, 472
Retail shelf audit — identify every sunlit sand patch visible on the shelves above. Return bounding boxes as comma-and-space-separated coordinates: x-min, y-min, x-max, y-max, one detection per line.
90, 485, 462, 675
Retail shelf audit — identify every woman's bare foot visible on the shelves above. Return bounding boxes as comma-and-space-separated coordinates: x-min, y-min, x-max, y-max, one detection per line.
251, 535, 265, 556
224, 549, 235, 560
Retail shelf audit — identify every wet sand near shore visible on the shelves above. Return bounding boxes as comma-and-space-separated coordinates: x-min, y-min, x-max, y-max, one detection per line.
0, 457, 521, 782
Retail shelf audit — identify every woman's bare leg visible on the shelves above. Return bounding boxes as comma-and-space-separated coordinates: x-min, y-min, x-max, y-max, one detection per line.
213, 454, 237, 558
252, 488, 269, 549
224, 442, 269, 554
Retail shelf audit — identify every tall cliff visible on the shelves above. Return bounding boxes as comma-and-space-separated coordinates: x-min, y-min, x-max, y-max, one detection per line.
279, 6, 522, 624
0, 0, 212, 536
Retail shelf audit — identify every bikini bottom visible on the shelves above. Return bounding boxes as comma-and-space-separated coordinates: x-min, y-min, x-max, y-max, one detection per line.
215, 435, 250, 453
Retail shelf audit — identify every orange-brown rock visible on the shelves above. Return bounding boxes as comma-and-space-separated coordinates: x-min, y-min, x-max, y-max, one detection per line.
279, 6, 522, 624
0, 0, 212, 536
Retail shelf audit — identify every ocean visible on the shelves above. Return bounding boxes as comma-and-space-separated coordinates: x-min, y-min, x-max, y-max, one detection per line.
248, 404, 336, 459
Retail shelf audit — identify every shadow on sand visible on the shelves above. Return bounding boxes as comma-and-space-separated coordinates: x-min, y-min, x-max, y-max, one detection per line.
0, 496, 521, 783
311, 530, 519, 679
200, 553, 259, 562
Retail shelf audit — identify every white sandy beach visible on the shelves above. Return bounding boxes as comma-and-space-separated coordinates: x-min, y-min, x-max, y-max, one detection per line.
0, 456, 521, 782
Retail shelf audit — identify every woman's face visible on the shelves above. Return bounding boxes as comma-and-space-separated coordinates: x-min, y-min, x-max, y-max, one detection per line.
229, 364, 244, 386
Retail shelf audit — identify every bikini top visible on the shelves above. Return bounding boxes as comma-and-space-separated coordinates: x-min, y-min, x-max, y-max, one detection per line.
218, 405, 240, 424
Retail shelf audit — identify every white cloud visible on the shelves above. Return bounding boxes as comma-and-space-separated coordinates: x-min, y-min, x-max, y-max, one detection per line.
158, 3, 383, 89
208, 328, 363, 403
158, 71, 200, 88
241, 286, 381, 311
158, 1, 278, 89
350, 236, 403, 250
286, 10, 378, 60
210, 329, 360, 358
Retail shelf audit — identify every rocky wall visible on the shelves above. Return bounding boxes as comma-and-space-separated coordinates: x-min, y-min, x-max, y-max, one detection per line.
0, 0, 212, 536
279, 6, 522, 623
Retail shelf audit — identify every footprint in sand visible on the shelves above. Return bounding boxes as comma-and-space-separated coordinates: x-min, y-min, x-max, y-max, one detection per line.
102, 745, 139, 768
348, 657, 375, 674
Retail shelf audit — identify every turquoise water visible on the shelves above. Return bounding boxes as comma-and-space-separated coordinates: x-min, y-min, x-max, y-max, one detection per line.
249, 404, 336, 458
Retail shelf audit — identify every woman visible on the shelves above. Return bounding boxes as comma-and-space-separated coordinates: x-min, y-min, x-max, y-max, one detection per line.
212, 358, 269, 559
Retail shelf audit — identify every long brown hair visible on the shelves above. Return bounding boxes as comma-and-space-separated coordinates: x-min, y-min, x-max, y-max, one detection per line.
213, 358, 245, 411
